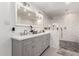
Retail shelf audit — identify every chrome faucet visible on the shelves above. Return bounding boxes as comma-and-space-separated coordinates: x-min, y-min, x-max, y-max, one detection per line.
20, 30, 27, 36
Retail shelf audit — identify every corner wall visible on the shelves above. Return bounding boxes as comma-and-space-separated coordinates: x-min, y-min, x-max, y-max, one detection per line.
0, 2, 15, 56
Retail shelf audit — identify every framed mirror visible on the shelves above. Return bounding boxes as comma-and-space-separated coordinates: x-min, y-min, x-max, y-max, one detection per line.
15, 2, 43, 26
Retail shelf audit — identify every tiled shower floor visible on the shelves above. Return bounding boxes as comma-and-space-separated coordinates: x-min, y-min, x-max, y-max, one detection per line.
42, 47, 79, 56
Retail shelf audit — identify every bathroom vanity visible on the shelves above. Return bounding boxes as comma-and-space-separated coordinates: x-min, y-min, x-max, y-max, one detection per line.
11, 2, 50, 56
11, 32, 50, 56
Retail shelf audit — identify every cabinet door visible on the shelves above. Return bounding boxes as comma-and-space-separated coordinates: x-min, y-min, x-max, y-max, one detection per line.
41, 35, 47, 52
22, 39, 33, 56
12, 40, 22, 56
46, 34, 50, 46
23, 44, 33, 56
32, 37, 41, 56
40, 34, 50, 53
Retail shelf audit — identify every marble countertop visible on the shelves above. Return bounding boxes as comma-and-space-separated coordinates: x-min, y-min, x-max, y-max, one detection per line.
11, 31, 50, 40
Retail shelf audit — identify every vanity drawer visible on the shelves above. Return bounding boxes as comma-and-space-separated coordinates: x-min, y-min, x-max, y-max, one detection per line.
22, 44, 33, 56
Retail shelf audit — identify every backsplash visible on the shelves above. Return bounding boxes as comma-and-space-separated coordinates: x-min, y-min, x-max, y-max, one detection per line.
13, 25, 46, 35
13, 25, 31, 35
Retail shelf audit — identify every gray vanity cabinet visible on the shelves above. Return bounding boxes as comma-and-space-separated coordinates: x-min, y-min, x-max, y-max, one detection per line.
32, 36, 43, 56
40, 34, 50, 53
22, 37, 41, 56
22, 39, 33, 56
12, 40, 23, 56
12, 33, 50, 56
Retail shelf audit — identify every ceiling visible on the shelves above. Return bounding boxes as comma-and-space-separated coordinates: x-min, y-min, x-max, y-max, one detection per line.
30, 2, 79, 19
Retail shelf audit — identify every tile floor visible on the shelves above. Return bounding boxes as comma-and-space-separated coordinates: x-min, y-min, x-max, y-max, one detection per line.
42, 47, 79, 56
57, 48, 79, 56
42, 47, 62, 56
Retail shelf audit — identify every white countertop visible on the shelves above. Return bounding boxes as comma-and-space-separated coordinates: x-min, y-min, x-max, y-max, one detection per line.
11, 31, 50, 40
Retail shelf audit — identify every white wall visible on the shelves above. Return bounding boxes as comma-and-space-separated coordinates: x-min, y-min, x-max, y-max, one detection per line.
0, 2, 15, 56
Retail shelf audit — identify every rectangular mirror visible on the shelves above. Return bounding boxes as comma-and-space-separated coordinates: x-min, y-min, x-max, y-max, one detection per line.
16, 2, 43, 26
